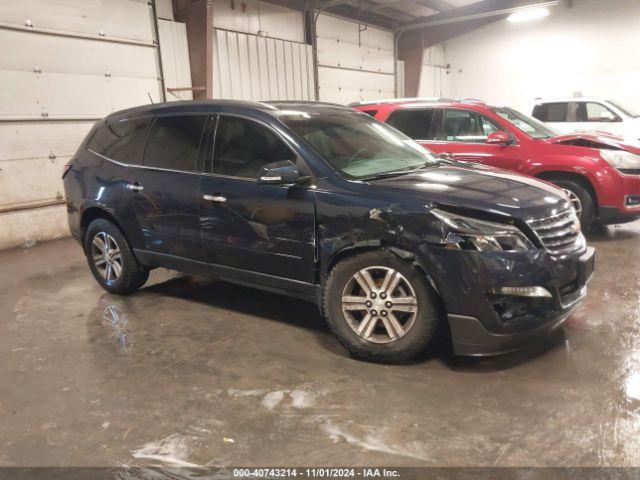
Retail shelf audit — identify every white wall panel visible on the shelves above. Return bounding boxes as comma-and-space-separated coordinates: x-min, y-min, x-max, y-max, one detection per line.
316, 13, 395, 104
158, 20, 193, 101
418, 45, 450, 98
0, 121, 94, 161
213, 0, 303, 43
435, 0, 640, 113
213, 29, 314, 101
0, 205, 69, 251
0, 0, 163, 249
318, 67, 395, 105
0, 0, 154, 43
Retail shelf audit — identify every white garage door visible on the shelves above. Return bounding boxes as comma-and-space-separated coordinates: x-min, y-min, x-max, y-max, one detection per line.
316, 14, 395, 104
0, 0, 164, 249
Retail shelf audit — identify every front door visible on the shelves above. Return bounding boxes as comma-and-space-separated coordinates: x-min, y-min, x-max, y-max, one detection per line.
425, 108, 523, 171
131, 114, 209, 262
199, 115, 316, 285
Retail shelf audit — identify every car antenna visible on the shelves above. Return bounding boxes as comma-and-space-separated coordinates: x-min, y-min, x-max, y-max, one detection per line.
147, 92, 154, 104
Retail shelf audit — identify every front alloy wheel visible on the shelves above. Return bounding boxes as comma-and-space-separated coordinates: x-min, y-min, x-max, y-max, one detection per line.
324, 250, 440, 363
341, 266, 418, 343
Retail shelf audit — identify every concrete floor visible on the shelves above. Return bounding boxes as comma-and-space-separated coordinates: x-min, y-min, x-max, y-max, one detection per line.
1, 223, 640, 468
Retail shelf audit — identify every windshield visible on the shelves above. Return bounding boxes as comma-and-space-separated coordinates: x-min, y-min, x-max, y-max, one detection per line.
277, 110, 439, 180
492, 107, 559, 139
607, 100, 638, 118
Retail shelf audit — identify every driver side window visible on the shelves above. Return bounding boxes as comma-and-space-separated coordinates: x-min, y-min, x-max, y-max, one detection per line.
441, 109, 500, 143
211, 116, 296, 179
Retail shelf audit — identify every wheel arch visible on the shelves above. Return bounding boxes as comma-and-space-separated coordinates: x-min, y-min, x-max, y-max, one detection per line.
80, 206, 131, 253
534, 170, 599, 213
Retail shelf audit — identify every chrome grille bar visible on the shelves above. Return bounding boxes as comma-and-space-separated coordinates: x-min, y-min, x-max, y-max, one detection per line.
526, 206, 583, 256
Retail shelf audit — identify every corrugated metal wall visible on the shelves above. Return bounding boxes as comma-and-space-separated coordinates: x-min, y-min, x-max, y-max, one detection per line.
0, 0, 163, 249
212, 29, 315, 101
316, 13, 395, 104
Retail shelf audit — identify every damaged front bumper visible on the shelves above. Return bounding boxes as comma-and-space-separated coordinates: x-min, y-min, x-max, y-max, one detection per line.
418, 245, 595, 356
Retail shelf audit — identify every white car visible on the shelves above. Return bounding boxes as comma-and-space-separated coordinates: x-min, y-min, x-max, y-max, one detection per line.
532, 98, 640, 141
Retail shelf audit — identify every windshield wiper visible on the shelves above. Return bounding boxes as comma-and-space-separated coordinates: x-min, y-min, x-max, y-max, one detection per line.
362, 160, 445, 181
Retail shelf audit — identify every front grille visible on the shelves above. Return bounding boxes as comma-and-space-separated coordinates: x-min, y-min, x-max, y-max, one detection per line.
526, 207, 583, 256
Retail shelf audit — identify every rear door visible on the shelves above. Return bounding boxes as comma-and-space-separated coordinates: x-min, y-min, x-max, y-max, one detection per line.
532, 102, 570, 133
428, 107, 524, 170
199, 114, 316, 285
131, 114, 209, 263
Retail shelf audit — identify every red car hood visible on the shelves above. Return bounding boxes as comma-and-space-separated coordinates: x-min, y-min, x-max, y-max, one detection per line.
548, 132, 640, 154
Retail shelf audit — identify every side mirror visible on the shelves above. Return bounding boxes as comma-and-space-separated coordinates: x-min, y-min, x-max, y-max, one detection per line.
257, 160, 309, 185
486, 131, 512, 145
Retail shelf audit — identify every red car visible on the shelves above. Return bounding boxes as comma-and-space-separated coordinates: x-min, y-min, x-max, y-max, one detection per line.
353, 98, 640, 229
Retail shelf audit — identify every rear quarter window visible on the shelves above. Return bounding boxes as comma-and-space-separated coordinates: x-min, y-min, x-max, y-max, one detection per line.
88, 117, 152, 165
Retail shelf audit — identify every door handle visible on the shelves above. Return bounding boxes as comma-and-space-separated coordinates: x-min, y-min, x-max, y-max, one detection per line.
203, 194, 227, 203
126, 183, 143, 192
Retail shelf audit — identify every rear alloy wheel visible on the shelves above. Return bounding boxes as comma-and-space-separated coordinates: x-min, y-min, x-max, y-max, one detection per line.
84, 218, 149, 295
324, 250, 440, 363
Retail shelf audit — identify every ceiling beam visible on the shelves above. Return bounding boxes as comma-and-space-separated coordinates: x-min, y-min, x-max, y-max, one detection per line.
420, 0, 454, 11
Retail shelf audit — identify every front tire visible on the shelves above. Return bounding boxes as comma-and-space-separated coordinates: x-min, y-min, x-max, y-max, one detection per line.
323, 250, 440, 363
550, 179, 596, 231
84, 218, 149, 295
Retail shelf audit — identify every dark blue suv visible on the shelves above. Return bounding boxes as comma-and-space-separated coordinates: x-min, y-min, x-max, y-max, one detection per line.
63, 100, 595, 362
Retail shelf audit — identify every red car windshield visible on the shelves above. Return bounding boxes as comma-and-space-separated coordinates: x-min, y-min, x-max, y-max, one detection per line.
491, 107, 558, 140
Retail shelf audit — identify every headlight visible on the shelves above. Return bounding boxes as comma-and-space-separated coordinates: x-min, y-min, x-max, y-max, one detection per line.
432, 209, 534, 252
600, 149, 640, 173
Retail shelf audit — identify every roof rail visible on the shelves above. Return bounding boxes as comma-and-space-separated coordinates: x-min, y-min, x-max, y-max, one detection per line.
348, 97, 458, 107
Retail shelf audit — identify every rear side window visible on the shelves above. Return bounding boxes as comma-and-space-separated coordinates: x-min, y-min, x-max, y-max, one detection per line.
143, 115, 207, 172
532, 102, 568, 122
386, 109, 436, 140
361, 110, 378, 117
211, 116, 294, 179
88, 117, 152, 165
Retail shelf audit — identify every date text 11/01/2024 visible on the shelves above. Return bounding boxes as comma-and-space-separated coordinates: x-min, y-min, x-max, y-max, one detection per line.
232, 468, 401, 478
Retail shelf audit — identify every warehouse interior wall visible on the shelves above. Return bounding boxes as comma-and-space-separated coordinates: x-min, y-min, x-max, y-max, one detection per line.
420, 0, 640, 113
0, 0, 189, 250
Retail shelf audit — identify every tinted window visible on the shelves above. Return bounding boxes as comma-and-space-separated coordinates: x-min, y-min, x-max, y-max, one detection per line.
212, 116, 294, 179
441, 109, 500, 143
143, 115, 207, 172
532, 102, 567, 122
88, 117, 151, 165
387, 109, 436, 140
361, 110, 378, 117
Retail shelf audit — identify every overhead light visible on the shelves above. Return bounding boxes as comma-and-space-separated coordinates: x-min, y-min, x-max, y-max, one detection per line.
507, 7, 550, 22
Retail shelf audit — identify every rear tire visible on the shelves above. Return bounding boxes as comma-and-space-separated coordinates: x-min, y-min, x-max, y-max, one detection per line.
84, 218, 149, 295
549, 179, 596, 231
323, 250, 440, 363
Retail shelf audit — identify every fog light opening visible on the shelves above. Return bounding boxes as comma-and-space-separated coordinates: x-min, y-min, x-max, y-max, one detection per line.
490, 286, 553, 298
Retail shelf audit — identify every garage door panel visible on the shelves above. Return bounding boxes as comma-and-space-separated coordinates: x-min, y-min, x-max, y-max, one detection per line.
0, 205, 69, 250
0, 155, 71, 207
0, 29, 158, 79
317, 38, 393, 74
0, 121, 94, 161
0, 70, 162, 119
0, 0, 154, 43
318, 66, 394, 104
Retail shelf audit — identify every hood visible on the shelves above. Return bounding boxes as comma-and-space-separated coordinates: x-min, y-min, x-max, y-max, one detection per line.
548, 132, 640, 154
371, 164, 569, 220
